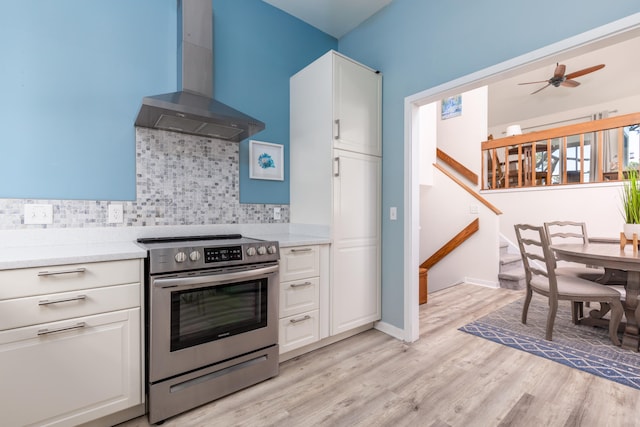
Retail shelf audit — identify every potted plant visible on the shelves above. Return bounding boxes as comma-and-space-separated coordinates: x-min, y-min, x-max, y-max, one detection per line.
622, 168, 640, 239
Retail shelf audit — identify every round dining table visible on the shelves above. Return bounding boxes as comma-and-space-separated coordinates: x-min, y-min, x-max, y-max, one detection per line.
550, 242, 640, 351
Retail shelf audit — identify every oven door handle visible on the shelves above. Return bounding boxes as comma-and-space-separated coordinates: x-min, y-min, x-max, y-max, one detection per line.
153, 264, 279, 289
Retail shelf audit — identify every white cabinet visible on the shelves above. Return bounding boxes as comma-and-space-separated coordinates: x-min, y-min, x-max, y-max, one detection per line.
278, 246, 321, 354
331, 150, 382, 334
290, 50, 381, 336
0, 259, 144, 427
333, 53, 381, 156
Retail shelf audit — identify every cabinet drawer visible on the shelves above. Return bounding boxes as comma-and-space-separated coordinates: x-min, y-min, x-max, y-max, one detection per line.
279, 246, 319, 282
0, 283, 140, 331
0, 259, 141, 300
280, 277, 319, 318
279, 309, 319, 354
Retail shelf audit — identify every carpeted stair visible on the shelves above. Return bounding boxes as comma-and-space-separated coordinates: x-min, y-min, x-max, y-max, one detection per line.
498, 239, 526, 290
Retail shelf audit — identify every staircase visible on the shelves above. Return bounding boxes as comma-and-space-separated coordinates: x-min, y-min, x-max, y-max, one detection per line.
498, 239, 526, 290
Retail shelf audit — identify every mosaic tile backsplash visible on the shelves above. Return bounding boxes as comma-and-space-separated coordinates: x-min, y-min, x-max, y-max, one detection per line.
0, 128, 289, 229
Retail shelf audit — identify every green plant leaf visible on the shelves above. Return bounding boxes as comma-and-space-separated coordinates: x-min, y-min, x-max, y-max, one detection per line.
622, 168, 640, 224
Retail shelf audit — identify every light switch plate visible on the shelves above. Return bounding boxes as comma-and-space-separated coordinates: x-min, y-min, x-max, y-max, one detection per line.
390, 207, 397, 220
24, 204, 53, 225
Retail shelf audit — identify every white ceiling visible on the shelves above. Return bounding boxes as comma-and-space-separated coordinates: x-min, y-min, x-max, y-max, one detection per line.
262, 0, 393, 39
488, 31, 640, 129
262, 1, 639, 128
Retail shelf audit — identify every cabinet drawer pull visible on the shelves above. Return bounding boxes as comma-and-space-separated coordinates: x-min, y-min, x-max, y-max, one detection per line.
334, 119, 340, 140
38, 295, 87, 306
290, 248, 312, 253
290, 282, 312, 288
289, 315, 311, 324
38, 267, 86, 277
37, 322, 86, 336
334, 157, 340, 177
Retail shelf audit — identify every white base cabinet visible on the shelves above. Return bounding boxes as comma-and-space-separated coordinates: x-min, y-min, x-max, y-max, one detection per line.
278, 245, 328, 355
0, 259, 143, 427
0, 309, 141, 427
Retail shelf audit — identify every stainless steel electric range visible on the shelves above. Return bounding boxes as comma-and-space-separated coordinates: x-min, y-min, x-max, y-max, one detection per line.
136, 234, 280, 424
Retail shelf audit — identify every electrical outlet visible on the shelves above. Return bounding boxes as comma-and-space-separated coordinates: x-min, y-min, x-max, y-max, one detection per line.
469, 205, 479, 214
273, 207, 281, 220
390, 207, 397, 220
24, 204, 53, 224
108, 204, 124, 224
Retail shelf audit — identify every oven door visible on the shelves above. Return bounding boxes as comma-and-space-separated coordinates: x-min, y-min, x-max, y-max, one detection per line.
149, 263, 279, 382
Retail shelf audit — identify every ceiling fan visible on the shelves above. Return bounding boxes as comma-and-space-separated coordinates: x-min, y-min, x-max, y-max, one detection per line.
518, 63, 605, 94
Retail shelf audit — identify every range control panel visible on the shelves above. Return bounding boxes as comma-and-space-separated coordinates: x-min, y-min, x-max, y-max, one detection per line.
204, 246, 243, 263
142, 238, 280, 275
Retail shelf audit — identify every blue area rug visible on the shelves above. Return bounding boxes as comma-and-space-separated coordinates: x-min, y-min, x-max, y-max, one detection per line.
459, 295, 640, 390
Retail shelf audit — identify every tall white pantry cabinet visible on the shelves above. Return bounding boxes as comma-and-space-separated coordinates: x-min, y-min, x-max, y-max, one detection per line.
290, 50, 381, 335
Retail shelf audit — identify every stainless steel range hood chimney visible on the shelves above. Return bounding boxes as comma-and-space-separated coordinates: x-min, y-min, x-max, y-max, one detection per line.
135, 0, 265, 142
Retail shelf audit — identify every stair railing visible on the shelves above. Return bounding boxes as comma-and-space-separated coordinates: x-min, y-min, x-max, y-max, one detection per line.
419, 150, 502, 304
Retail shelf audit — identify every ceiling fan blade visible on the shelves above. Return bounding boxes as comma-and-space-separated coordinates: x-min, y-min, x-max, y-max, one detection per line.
530, 83, 551, 95
565, 64, 605, 80
561, 79, 580, 88
553, 64, 566, 79
518, 80, 550, 85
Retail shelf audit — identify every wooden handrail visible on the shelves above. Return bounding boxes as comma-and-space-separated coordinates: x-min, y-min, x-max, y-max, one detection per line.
481, 112, 640, 150
434, 163, 502, 215
436, 148, 478, 185
420, 218, 479, 270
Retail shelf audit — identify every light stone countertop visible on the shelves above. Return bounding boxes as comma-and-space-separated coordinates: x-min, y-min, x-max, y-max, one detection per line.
0, 224, 330, 270
251, 232, 331, 248
0, 241, 147, 270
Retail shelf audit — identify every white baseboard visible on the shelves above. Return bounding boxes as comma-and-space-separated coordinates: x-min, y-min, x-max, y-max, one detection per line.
465, 277, 500, 289
374, 320, 407, 341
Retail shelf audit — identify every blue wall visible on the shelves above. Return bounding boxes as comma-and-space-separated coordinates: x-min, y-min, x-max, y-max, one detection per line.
338, 0, 640, 328
211, 0, 337, 204
0, 0, 335, 202
1, 0, 177, 200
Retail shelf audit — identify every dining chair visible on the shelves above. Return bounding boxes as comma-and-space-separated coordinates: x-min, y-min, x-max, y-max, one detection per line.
514, 223, 623, 345
543, 221, 604, 281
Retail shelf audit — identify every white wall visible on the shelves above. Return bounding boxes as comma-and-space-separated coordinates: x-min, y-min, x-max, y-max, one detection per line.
420, 86, 499, 292
438, 87, 488, 183
484, 182, 623, 248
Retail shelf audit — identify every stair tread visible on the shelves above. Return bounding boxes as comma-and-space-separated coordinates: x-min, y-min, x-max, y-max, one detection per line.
499, 271, 526, 280
500, 254, 522, 265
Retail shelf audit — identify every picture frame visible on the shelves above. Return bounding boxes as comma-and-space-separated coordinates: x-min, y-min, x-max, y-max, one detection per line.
441, 95, 462, 120
249, 140, 284, 181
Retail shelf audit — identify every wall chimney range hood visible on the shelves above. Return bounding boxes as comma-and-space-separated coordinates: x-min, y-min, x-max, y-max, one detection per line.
135, 0, 265, 142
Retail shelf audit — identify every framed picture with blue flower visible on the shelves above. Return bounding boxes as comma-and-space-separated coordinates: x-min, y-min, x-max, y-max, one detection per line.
249, 140, 284, 181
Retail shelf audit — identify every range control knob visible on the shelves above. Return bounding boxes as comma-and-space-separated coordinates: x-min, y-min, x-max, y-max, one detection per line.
174, 251, 187, 263
246, 247, 257, 257
189, 250, 201, 262
257, 246, 267, 255
267, 245, 277, 254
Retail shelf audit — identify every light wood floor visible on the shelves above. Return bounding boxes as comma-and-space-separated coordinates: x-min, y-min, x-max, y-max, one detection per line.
118, 284, 640, 426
